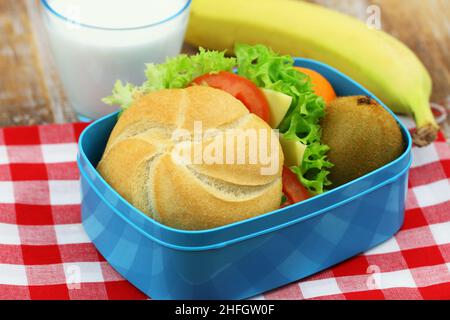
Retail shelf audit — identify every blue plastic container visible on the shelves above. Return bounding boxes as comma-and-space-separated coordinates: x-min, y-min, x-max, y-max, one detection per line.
77, 58, 412, 299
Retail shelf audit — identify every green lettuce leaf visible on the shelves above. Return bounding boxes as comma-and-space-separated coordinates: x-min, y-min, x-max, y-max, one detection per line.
101, 80, 140, 111
103, 48, 236, 111
235, 43, 333, 194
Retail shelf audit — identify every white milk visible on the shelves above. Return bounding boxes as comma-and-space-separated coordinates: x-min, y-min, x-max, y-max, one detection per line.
42, 0, 191, 120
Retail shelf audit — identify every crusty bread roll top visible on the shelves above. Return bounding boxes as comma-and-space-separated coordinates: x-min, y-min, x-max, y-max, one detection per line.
97, 86, 283, 230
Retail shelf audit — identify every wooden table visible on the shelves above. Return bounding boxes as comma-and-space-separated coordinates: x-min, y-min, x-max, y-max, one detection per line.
1, 0, 449, 138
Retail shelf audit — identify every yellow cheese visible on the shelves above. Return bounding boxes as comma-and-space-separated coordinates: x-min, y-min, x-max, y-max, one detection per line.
261, 88, 292, 129
280, 134, 307, 167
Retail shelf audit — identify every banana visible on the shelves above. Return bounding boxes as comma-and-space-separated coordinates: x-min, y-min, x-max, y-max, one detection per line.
186, 0, 438, 146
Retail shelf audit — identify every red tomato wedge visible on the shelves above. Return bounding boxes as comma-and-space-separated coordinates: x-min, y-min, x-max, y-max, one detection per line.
191, 71, 270, 123
281, 196, 293, 208
282, 166, 310, 205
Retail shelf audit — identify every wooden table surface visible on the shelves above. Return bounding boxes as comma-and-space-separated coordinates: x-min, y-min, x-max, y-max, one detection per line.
1, 0, 449, 138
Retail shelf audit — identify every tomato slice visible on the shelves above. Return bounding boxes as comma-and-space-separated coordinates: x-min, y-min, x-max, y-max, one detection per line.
281, 195, 293, 208
191, 71, 270, 123
282, 166, 310, 204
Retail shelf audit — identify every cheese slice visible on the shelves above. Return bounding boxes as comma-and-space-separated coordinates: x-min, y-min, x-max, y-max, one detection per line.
279, 134, 307, 167
261, 88, 292, 129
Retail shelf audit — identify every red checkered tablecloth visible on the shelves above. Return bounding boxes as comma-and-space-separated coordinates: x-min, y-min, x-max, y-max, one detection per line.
0, 122, 449, 300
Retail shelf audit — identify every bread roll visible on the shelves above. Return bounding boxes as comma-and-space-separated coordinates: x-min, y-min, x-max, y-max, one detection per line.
97, 86, 283, 230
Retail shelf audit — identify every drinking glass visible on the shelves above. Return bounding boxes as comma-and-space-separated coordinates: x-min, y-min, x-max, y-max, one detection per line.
41, 0, 192, 121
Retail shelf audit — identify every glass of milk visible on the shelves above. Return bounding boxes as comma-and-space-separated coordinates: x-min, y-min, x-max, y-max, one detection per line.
41, 0, 192, 121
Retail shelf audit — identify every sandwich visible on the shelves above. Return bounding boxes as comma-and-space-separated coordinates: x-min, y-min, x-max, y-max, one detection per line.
99, 44, 333, 229
98, 86, 283, 230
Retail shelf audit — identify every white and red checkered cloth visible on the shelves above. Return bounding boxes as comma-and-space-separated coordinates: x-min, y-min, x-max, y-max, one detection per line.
0, 122, 449, 300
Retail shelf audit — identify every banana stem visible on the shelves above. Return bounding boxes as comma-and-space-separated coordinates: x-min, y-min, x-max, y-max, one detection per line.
413, 124, 439, 147
412, 99, 439, 147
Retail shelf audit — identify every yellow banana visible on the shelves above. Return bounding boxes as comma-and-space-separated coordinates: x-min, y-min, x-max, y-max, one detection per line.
186, 0, 438, 146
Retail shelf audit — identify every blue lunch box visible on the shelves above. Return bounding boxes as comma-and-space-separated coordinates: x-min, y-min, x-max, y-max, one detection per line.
77, 58, 412, 300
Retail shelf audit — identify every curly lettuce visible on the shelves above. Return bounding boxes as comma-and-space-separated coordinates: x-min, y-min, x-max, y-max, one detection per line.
102, 81, 140, 114
235, 43, 332, 194
102, 48, 236, 112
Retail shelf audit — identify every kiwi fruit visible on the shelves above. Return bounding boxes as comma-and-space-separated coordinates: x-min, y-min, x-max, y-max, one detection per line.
321, 96, 404, 187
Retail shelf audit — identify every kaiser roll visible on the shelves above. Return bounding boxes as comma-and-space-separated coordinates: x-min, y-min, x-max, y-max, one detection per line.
97, 86, 283, 230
